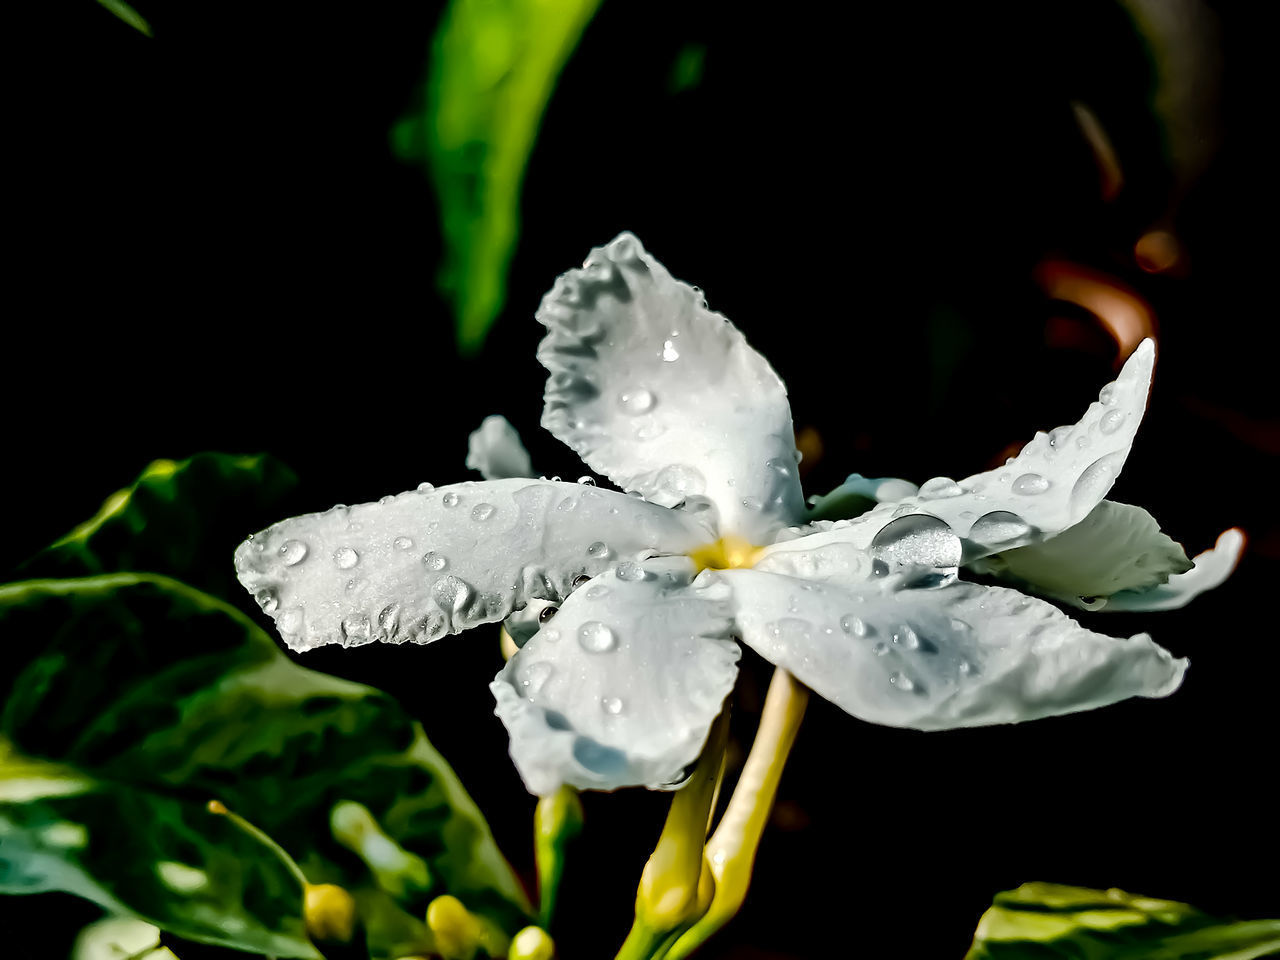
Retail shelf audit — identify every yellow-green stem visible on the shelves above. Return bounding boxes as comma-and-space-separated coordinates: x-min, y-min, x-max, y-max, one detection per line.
535, 785, 583, 929
662, 670, 809, 960
615, 709, 730, 960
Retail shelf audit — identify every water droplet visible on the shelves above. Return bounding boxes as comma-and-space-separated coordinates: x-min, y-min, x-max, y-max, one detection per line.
378, 604, 401, 636
618, 389, 655, 414
662, 339, 680, 361
654, 463, 706, 500
542, 627, 561, 642
538, 605, 558, 623
578, 621, 617, 653
1012, 473, 1050, 495
471, 502, 496, 521
341, 614, 371, 645
333, 546, 359, 569
379, 495, 394, 505
889, 671, 916, 692
1070, 452, 1124, 516
615, 561, 648, 582
918, 477, 963, 499
587, 541, 611, 559
871, 514, 962, 570
578, 475, 596, 485
1099, 409, 1127, 435
872, 641, 889, 656
894, 624, 920, 650
279, 607, 304, 634
521, 661, 554, 697
255, 589, 278, 614
431, 575, 473, 613
572, 574, 591, 589
840, 614, 866, 637
1099, 382, 1118, 405
417, 482, 435, 493
949, 618, 971, 632
741, 496, 762, 511
766, 456, 792, 478
968, 511, 1032, 548
601, 696, 624, 715
345, 577, 369, 593
423, 551, 448, 572
279, 540, 308, 566
586, 584, 611, 600
394, 536, 413, 550
442, 491, 461, 508
958, 660, 974, 677
1076, 435, 1092, 450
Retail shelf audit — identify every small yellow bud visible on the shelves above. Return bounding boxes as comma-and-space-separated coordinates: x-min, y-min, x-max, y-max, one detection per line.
426, 895, 509, 959
304, 883, 358, 945
508, 925, 556, 960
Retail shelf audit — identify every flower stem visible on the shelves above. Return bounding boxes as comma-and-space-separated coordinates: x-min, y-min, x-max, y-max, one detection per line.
535, 785, 584, 929
662, 669, 809, 960
614, 709, 731, 960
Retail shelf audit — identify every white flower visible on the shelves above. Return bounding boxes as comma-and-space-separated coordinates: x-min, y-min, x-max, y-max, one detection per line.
234, 233, 1240, 797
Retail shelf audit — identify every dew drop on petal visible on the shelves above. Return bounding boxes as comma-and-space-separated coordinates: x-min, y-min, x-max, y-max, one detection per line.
840, 614, 866, 637
578, 621, 617, 653
442, 492, 461, 508
333, 546, 359, 569
1099, 409, 1127, 435
279, 540, 308, 566
889, 671, 916, 692
1012, 473, 1050, 496
521, 661, 554, 698
255, 589, 279, 614
618, 389, 655, 414
341, 614, 371, 645
1099, 382, 1118, 405
471, 502, 496, 522
662, 339, 680, 361
393, 536, 413, 550
417, 482, 435, 493
601, 696, 624, 715
587, 541, 611, 559
578, 475, 596, 486
918, 477, 963, 500
423, 551, 448, 572
586, 584, 611, 600
894, 624, 920, 650
279, 607, 304, 634
872, 641, 889, 656
615, 561, 648, 582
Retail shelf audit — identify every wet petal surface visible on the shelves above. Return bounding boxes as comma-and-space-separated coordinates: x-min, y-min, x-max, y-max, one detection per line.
536, 232, 804, 542
235, 479, 711, 652
491, 560, 739, 795
722, 567, 1186, 731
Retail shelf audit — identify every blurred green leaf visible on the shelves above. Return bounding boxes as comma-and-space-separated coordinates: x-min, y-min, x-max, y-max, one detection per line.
394, 0, 602, 352
97, 0, 152, 37
21, 453, 297, 599
1, 574, 531, 957
965, 883, 1280, 960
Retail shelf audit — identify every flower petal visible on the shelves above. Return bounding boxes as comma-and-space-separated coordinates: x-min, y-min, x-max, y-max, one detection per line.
806, 474, 919, 522
536, 232, 805, 542
466, 415, 534, 480
721, 568, 1186, 730
491, 560, 739, 795
968, 500, 1194, 610
234, 479, 712, 652
782, 340, 1156, 561
1104, 527, 1244, 612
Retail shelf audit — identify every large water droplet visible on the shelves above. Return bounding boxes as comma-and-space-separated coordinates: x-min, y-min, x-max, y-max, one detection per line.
578, 621, 617, 653
889, 671, 917, 693
871, 514, 962, 570
333, 546, 359, 569
521, 661, 554, 698
255, 589, 279, 614
840, 614, 867, 637
1070, 452, 1124, 517
615, 561, 648, 582
471, 502, 496, 521
394, 536, 413, 550
601, 696, 624, 715
1012, 473, 1050, 496
432, 575, 473, 613
442, 491, 461, 508
578, 475, 596, 485
918, 476, 963, 500
423, 551, 448, 572
279, 540, 308, 566
587, 541, 611, 559
1099, 409, 1127, 435
662, 339, 680, 361
618, 389, 655, 414
893, 624, 920, 650
417, 482, 435, 493
968, 511, 1032, 549
1099, 382, 1118, 405
341, 614, 372, 646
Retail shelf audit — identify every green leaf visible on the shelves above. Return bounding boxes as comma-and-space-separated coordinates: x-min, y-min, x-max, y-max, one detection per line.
21, 453, 298, 599
96, 0, 153, 37
394, 0, 602, 352
965, 883, 1280, 960
1, 574, 531, 957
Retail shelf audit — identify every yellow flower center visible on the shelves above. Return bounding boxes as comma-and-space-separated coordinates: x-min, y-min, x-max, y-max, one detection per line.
688, 535, 764, 573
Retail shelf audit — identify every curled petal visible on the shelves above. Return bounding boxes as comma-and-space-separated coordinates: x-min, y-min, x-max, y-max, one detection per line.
491, 561, 740, 794
806, 474, 919, 523
235, 479, 710, 652
1105, 527, 1244, 612
536, 232, 805, 542
466, 415, 534, 480
720, 568, 1186, 731
785, 340, 1156, 562
970, 500, 1194, 610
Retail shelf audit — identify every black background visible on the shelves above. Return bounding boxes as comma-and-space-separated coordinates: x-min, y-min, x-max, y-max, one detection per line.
6, 1, 1277, 957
